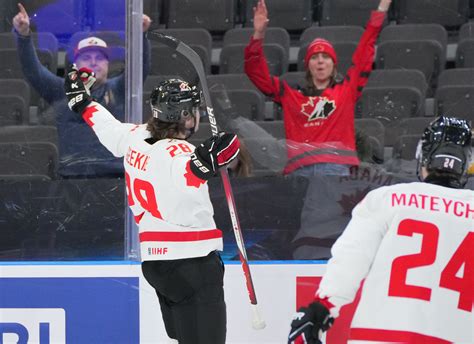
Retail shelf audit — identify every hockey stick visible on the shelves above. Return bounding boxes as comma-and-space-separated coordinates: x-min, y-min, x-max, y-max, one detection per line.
148, 31, 266, 330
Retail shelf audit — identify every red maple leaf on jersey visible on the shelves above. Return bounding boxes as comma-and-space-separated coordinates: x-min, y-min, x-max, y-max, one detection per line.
82, 105, 98, 127
301, 97, 317, 118
184, 161, 206, 188
337, 186, 371, 215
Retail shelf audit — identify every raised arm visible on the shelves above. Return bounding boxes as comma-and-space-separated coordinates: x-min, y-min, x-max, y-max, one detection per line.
12, 3, 30, 36
345, 0, 391, 99
252, 0, 269, 40
377, 0, 392, 12
114, 14, 152, 94
142, 15, 152, 78
64, 65, 136, 157
13, 3, 63, 103
244, 0, 283, 102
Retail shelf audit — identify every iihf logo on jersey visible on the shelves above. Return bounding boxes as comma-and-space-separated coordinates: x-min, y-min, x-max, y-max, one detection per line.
301, 97, 336, 121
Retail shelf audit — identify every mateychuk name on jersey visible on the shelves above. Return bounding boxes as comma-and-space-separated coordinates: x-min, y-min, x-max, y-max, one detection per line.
391, 192, 473, 219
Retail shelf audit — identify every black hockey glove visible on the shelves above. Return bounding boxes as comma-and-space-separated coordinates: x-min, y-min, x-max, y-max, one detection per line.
288, 302, 334, 344
190, 132, 240, 180
64, 64, 96, 114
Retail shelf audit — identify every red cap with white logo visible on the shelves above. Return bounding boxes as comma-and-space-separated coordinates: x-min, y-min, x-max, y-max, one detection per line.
304, 38, 338, 67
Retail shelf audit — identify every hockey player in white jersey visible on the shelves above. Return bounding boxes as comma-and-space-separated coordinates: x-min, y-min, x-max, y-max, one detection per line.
289, 116, 473, 344
64, 65, 241, 344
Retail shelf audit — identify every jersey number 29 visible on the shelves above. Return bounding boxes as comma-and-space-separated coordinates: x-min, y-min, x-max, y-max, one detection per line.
388, 219, 472, 312
125, 172, 163, 219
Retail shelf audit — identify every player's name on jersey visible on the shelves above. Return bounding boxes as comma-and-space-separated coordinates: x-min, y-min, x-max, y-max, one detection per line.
125, 147, 150, 171
391, 192, 473, 219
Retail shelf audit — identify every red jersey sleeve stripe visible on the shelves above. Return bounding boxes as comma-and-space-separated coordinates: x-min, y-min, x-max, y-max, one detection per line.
139, 229, 222, 242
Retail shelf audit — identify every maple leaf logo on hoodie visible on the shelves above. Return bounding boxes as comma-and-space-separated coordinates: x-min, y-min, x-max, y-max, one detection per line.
301, 97, 336, 121
337, 186, 371, 215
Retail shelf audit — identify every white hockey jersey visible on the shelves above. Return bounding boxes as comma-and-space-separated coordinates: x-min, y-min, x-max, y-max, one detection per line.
82, 102, 222, 261
317, 181, 473, 343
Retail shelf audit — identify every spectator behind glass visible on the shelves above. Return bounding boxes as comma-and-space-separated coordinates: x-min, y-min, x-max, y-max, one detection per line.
245, 0, 391, 178
244, 0, 391, 261
228, 141, 253, 177
12, 3, 151, 178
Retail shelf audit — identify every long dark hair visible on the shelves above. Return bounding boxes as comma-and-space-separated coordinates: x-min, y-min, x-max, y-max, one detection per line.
303, 68, 339, 96
146, 117, 187, 140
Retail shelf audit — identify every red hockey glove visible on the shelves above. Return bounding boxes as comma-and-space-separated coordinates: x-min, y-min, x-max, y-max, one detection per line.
190, 132, 240, 180
288, 301, 334, 344
64, 64, 96, 113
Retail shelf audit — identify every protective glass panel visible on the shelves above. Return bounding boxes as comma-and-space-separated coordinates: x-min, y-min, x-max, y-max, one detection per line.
0, 1, 473, 263
0, 0, 127, 260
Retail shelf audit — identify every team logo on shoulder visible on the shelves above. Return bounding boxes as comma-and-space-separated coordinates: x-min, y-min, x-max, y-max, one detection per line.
179, 82, 192, 91
301, 97, 336, 121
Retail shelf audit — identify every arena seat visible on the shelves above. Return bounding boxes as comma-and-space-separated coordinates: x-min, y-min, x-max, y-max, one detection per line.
356, 69, 428, 146
223, 27, 290, 64
164, 0, 237, 32
242, 0, 313, 32
0, 125, 58, 145
0, 142, 58, 179
355, 118, 385, 163
376, 24, 447, 94
0, 79, 31, 125
389, 134, 420, 175
395, 0, 470, 29
319, 0, 386, 26
220, 43, 288, 75
154, 28, 213, 66
435, 68, 474, 121
300, 25, 364, 46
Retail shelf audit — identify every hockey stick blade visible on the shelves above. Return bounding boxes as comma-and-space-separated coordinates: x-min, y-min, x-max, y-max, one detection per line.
148, 31, 265, 330
251, 304, 266, 330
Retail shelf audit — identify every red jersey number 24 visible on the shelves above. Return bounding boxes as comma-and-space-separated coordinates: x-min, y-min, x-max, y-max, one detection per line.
388, 219, 473, 312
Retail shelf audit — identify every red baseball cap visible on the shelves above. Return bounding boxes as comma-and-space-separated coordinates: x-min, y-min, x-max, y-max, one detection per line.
304, 38, 337, 67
